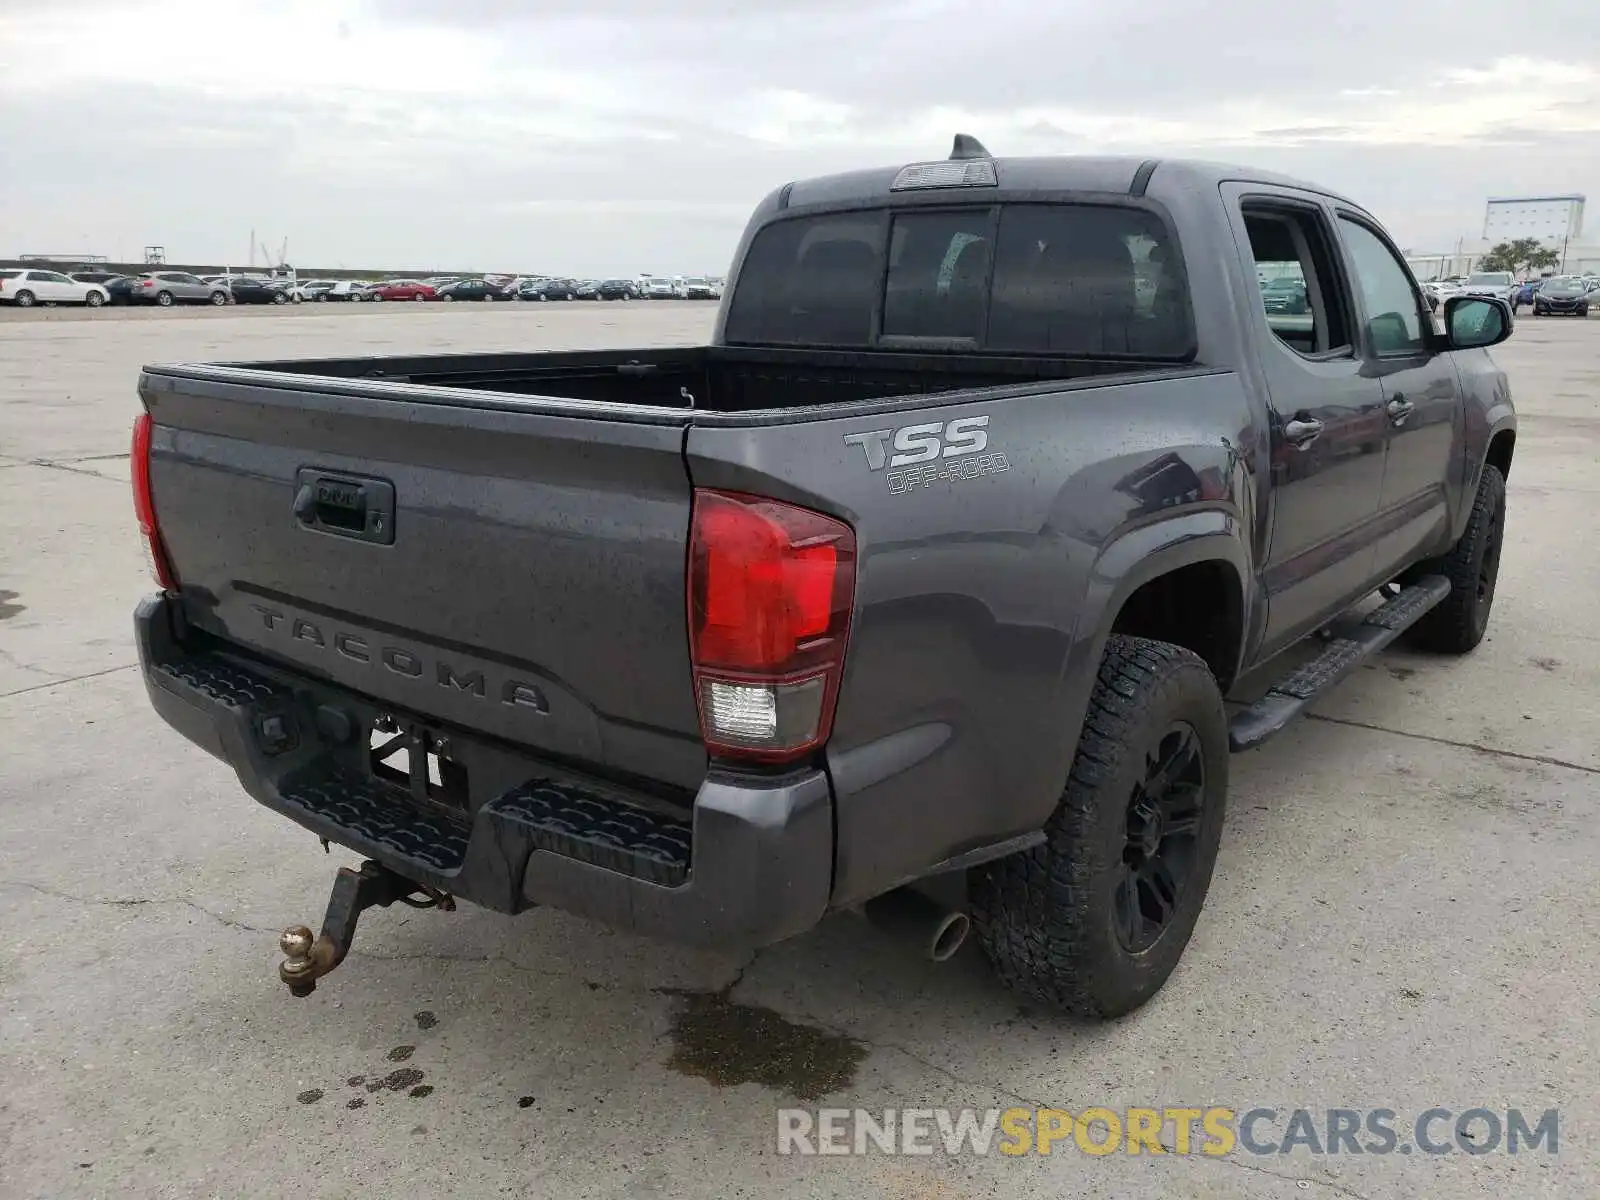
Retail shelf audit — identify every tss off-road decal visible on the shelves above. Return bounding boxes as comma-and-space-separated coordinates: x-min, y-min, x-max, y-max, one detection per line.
843, 415, 1011, 494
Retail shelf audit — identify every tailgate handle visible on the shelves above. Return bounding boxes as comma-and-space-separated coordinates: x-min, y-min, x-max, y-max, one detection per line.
293, 470, 396, 545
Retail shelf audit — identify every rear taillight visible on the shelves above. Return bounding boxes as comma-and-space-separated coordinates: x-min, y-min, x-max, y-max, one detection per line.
131, 412, 178, 591
688, 489, 856, 763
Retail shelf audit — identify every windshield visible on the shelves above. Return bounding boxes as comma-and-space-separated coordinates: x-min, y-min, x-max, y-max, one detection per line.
684, 277, 707, 286
1467, 273, 1512, 285
725, 202, 1194, 357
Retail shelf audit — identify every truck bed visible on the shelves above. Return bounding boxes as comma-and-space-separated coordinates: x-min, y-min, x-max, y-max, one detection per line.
221, 344, 1176, 413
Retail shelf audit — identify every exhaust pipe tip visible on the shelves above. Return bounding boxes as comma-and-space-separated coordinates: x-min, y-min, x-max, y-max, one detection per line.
927, 910, 971, 963
863, 887, 971, 963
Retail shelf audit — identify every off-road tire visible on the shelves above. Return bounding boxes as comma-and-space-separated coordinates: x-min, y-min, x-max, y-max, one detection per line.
971, 635, 1228, 1019
1403, 463, 1505, 654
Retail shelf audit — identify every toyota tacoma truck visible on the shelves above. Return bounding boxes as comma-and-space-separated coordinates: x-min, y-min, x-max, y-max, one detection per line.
132, 138, 1516, 1018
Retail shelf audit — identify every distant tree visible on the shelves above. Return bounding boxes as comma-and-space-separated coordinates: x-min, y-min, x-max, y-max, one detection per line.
1479, 238, 1560, 275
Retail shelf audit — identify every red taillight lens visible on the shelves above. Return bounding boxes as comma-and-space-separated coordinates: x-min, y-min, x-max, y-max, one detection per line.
688, 489, 855, 762
131, 412, 178, 591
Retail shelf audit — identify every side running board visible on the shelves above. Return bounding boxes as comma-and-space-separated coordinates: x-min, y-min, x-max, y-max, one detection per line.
1229, 576, 1451, 752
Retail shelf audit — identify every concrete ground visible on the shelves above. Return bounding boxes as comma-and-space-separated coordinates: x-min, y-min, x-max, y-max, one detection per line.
1, 303, 1595, 1199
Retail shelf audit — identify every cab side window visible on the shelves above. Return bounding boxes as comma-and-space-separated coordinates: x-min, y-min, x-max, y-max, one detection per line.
1337, 218, 1426, 356
1241, 205, 1350, 357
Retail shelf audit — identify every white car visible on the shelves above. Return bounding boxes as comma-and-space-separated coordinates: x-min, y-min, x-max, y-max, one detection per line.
1459, 272, 1518, 307
0, 268, 110, 308
326, 280, 374, 301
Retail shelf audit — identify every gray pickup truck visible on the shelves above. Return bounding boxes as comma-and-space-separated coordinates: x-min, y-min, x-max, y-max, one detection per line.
133, 138, 1516, 1018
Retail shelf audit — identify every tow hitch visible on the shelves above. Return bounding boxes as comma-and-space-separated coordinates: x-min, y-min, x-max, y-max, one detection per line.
278, 859, 455, 997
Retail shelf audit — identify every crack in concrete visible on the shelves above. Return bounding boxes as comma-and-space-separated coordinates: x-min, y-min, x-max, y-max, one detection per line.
0, 646, 57, 679
24, 457, 126, 479
1306, 712, 1599, 776
1, 879, 269, 934
0, 662, 136, 699
0, 878, 669, 996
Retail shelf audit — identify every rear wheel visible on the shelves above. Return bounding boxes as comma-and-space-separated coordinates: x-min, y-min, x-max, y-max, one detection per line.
971, 636, 1228, 1018
14, 290, 36, 308
1403, 463, 1505, 654
157, 291, 174, 307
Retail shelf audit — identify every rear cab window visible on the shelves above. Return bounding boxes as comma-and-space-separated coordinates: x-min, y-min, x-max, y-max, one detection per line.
724, 203, 1194, 358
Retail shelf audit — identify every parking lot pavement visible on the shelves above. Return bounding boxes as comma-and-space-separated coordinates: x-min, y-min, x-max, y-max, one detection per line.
1, 305, 1596, 1199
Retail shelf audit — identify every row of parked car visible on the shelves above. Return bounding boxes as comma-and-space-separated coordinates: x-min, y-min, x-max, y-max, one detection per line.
1421, 272, 1599, 317
306, 274, 726, 303
0, 267, 726, 308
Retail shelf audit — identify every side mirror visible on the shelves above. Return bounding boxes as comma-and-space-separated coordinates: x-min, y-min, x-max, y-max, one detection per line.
1442, 295, 1511, 349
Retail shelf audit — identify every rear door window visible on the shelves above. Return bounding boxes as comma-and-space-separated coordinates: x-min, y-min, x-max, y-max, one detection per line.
723, 213, 885, 347
986, 205, 1190, 356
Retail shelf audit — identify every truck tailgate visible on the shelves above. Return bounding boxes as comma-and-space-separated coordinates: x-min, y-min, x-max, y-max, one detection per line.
141, 372, 705, 791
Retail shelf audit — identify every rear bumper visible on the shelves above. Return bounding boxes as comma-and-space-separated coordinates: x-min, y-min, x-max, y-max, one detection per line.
136, 593, 833, 950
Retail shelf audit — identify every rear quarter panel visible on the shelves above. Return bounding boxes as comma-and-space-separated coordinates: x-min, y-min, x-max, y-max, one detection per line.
687, 369, 1257, 906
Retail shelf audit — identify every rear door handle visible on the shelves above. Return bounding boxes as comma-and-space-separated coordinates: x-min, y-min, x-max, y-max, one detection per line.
1387, 396, 1415, 424
1284, 417, 1324, 449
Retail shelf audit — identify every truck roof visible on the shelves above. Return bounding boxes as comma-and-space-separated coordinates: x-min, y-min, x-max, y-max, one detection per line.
778, 153, 1358, 211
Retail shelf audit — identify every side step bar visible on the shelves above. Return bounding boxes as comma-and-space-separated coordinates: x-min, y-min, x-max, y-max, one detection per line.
1229, 575, 1450, 752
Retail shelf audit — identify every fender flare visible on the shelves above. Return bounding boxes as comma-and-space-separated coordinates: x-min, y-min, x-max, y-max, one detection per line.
1038, 510, 1251, 824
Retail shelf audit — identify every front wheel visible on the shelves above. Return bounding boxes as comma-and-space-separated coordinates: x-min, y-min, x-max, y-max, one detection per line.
272, 292, 288, 305
210, 290, 227, 305
442, 294, 454, 302
1403, 463, 1505, 654
971, 636, 1228, 1019
414, 293, 427, 302
86, 290, 105, 308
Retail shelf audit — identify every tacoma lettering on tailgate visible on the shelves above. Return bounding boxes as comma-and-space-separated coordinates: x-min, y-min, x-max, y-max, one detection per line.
248, 605, 550, 712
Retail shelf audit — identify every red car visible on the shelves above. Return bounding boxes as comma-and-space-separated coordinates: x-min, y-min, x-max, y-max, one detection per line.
368, 279, 437, 302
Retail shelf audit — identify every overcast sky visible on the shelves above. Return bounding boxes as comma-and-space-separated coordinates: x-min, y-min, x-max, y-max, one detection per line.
3, 0, 1597, 274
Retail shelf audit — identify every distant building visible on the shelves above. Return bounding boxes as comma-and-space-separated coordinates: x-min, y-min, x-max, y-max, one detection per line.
1406, 194, 1595, 280
1482, 195, 1585, 245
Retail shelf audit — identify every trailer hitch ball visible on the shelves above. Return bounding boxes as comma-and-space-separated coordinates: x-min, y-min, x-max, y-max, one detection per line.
275, 860, 455, 997
279, 926, 322, 997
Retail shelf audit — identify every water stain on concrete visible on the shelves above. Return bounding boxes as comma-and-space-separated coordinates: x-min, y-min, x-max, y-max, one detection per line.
346, 1097, 366, 1110
0, 590, 23, 621
296, 1089, 324, 1105
660, 988, 866, 1102
414, 1010, 438, 1031
387, 1045, 416, 1062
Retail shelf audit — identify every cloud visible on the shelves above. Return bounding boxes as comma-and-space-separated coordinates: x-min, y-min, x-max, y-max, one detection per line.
0, 0, 1596, 270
